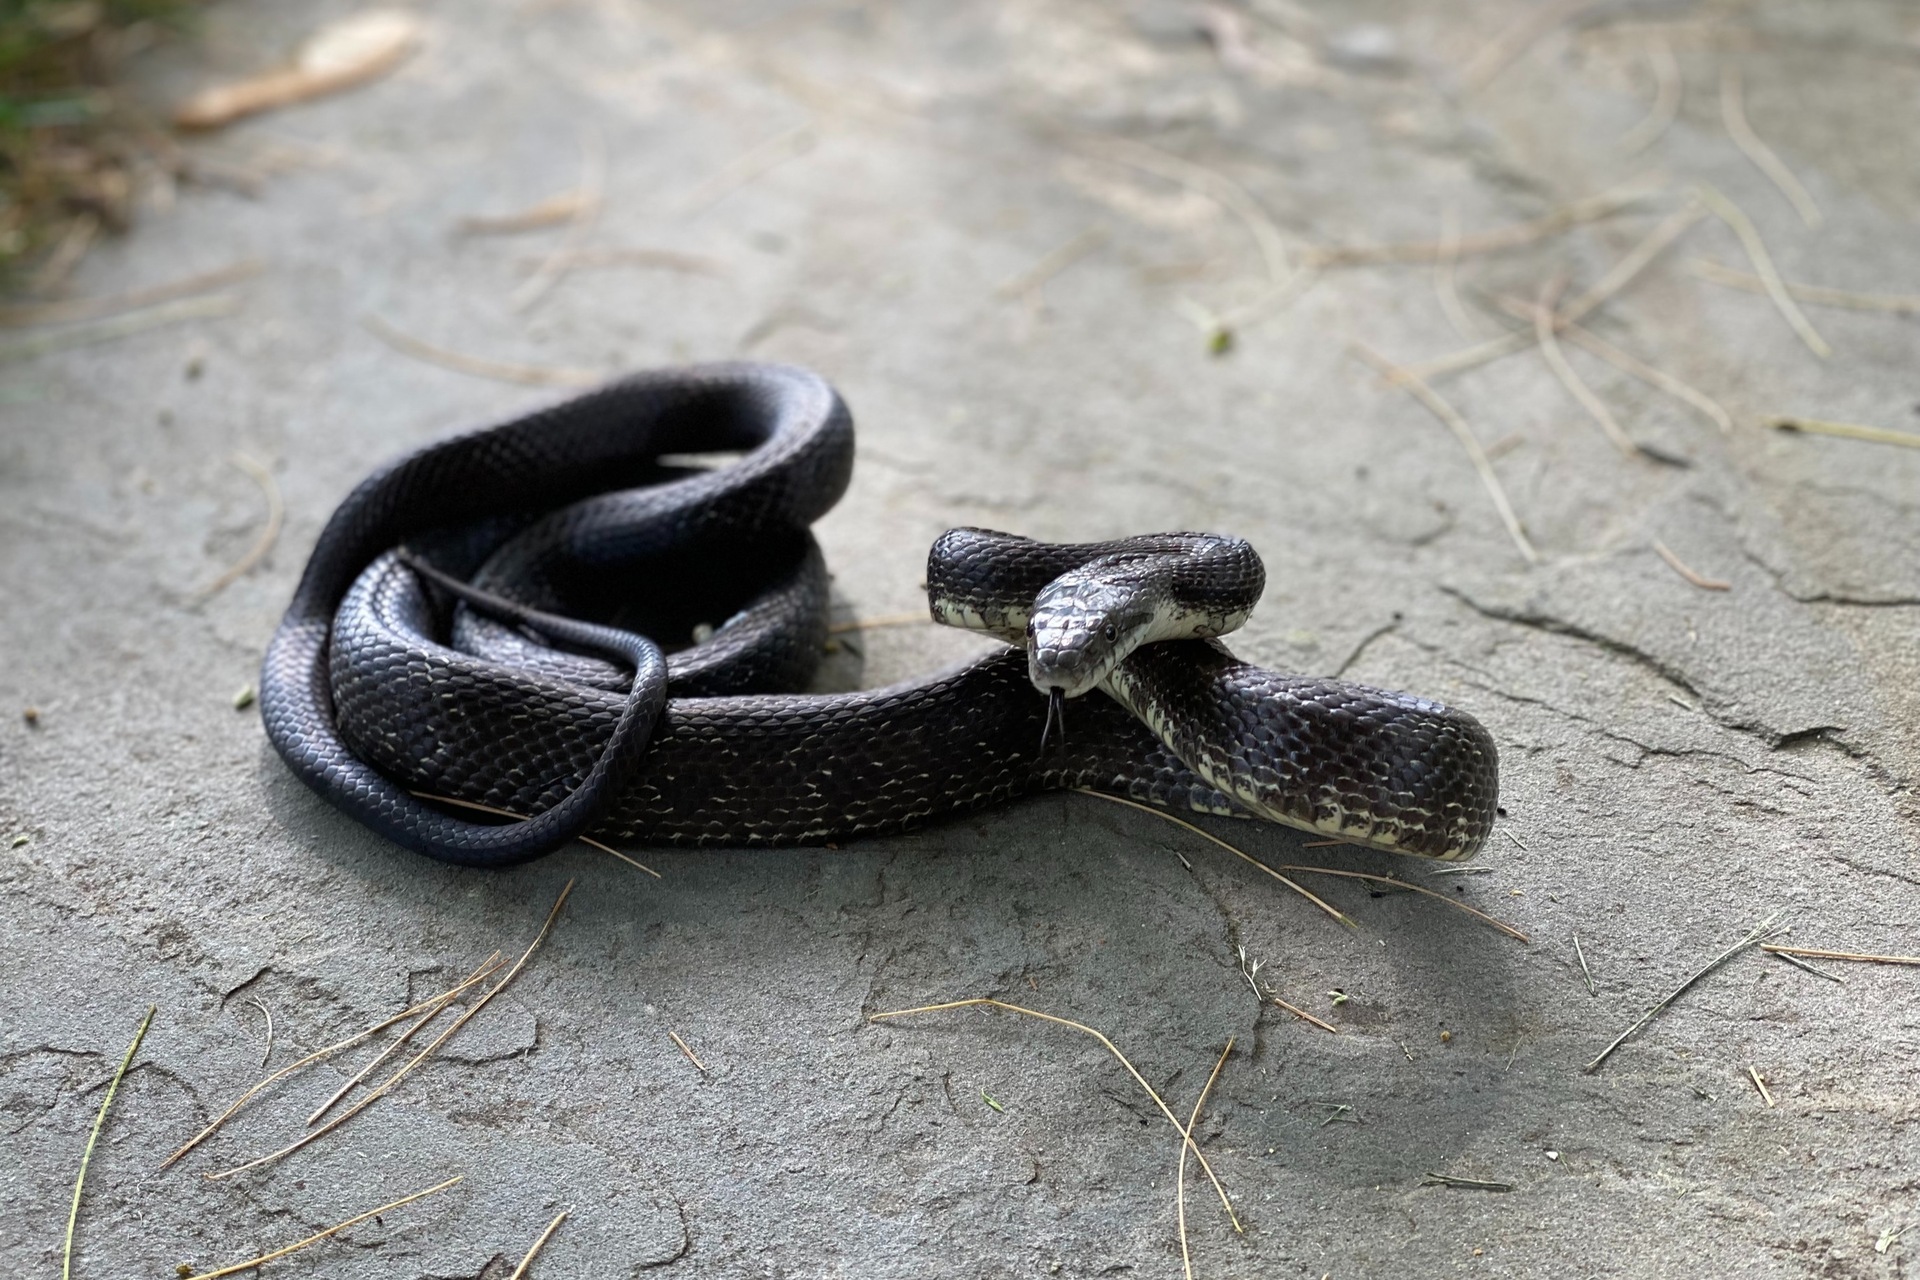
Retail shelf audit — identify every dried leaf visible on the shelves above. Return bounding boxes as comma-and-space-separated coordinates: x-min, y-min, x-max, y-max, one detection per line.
175, 10, 422, 129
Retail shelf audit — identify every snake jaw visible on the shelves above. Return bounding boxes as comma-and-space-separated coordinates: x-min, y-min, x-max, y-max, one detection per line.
1027, 610, 1139, 699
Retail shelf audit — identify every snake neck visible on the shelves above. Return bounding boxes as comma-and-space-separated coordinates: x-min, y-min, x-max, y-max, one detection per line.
1099, 640, 1497, 860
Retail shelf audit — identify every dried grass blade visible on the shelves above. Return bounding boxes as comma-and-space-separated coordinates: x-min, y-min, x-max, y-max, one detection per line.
1766, 416, 1920, 451
826, 611, 932, 635
1692, 184, 1830, 357
408, 791, 660, 876
1422, 1172, 1513, 1191
1176, 1039, 1235, 1280
1349, 342, 1538, 564
1530, 280, 1641, 459
1078, 136, 1288, 287
1687, 258, 1920, 315
65, 1005, 154, 1280
1461, 0, 1595, 92
1584, 910, 1782, 1073
869, 997, 1242, 1232
1720, 63, 1822, 229
683, 123, 815, 214
1401, 200, 1704, 382
1618, 35, 1681, 155
303, 959, 498, 1127
197, 453, 284, 600
1770, 950, 1845, 983
1559, 201, 1706, 327
587, 842, 664, 877
194, 1176, 462, 1280
205, 883, 573, 1180
361, 315, 602, 387
173, 12, 421, 130
1651, 539, 1731, 591
1072, 790, 1354, 927
1559, 322, 1732, 434
0, 295, 241, 364
0, 259, 263, 328
1434, 204, 1480, 339
248, 998, 275, 1069
1574, 933, 1597, 995
1307, 175, 1657, 268
1761, 944, 1920, 968
996, 226, 1109, 299
161, 957, 501, 1169
526, 247, 728, 278
1075, 134, 1305, 331
459, 190, 593, 236
513, 129, 606, 311
509, 1209, 571, 1280
1269, 995, 1338, 1033
31, 212, 98, 295
668, 1030, 708, 1073
1271, 864, 1529, 942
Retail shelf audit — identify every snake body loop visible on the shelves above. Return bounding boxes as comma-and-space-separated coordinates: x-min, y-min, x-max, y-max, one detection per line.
260, 362, 1499, 867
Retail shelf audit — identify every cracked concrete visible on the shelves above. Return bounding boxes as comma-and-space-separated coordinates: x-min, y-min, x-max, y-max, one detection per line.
4, 0, 1919, 1276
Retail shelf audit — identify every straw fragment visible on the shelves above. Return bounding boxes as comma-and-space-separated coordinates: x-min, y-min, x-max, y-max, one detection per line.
193, 1176, 462, 1279
1350, 342, 1538, 564
1692, 184, 1829, 358
1720, 64, 1821, 229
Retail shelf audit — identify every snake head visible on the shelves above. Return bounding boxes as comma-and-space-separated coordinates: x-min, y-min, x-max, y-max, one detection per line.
1025, 571, 1158, 699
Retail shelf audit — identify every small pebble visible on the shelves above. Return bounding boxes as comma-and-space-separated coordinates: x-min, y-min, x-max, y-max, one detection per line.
10, 835, 28, 848
1546, 1150, 1560, 1161
22, 706, 39, 726
233, 684, 256, 711
1439, 1029, 1453, 1043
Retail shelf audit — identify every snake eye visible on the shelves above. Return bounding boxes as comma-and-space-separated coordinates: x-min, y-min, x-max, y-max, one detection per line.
1103, 623, 1118, 643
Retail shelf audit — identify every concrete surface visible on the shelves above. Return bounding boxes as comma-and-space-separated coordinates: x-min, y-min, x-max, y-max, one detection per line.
4, 1, 1919, 1276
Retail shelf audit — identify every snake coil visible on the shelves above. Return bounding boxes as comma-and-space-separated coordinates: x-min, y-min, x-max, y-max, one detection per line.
260, 363, 1499, 867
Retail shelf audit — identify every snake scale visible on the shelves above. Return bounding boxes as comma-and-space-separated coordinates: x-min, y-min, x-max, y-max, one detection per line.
260, 363, 1499, 867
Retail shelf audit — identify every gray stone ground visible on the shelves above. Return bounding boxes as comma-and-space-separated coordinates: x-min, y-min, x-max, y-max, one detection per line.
3, 1, 1918, 1276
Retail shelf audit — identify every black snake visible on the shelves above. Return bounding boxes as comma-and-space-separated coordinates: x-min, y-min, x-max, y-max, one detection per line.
260, 363, 1499, 867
